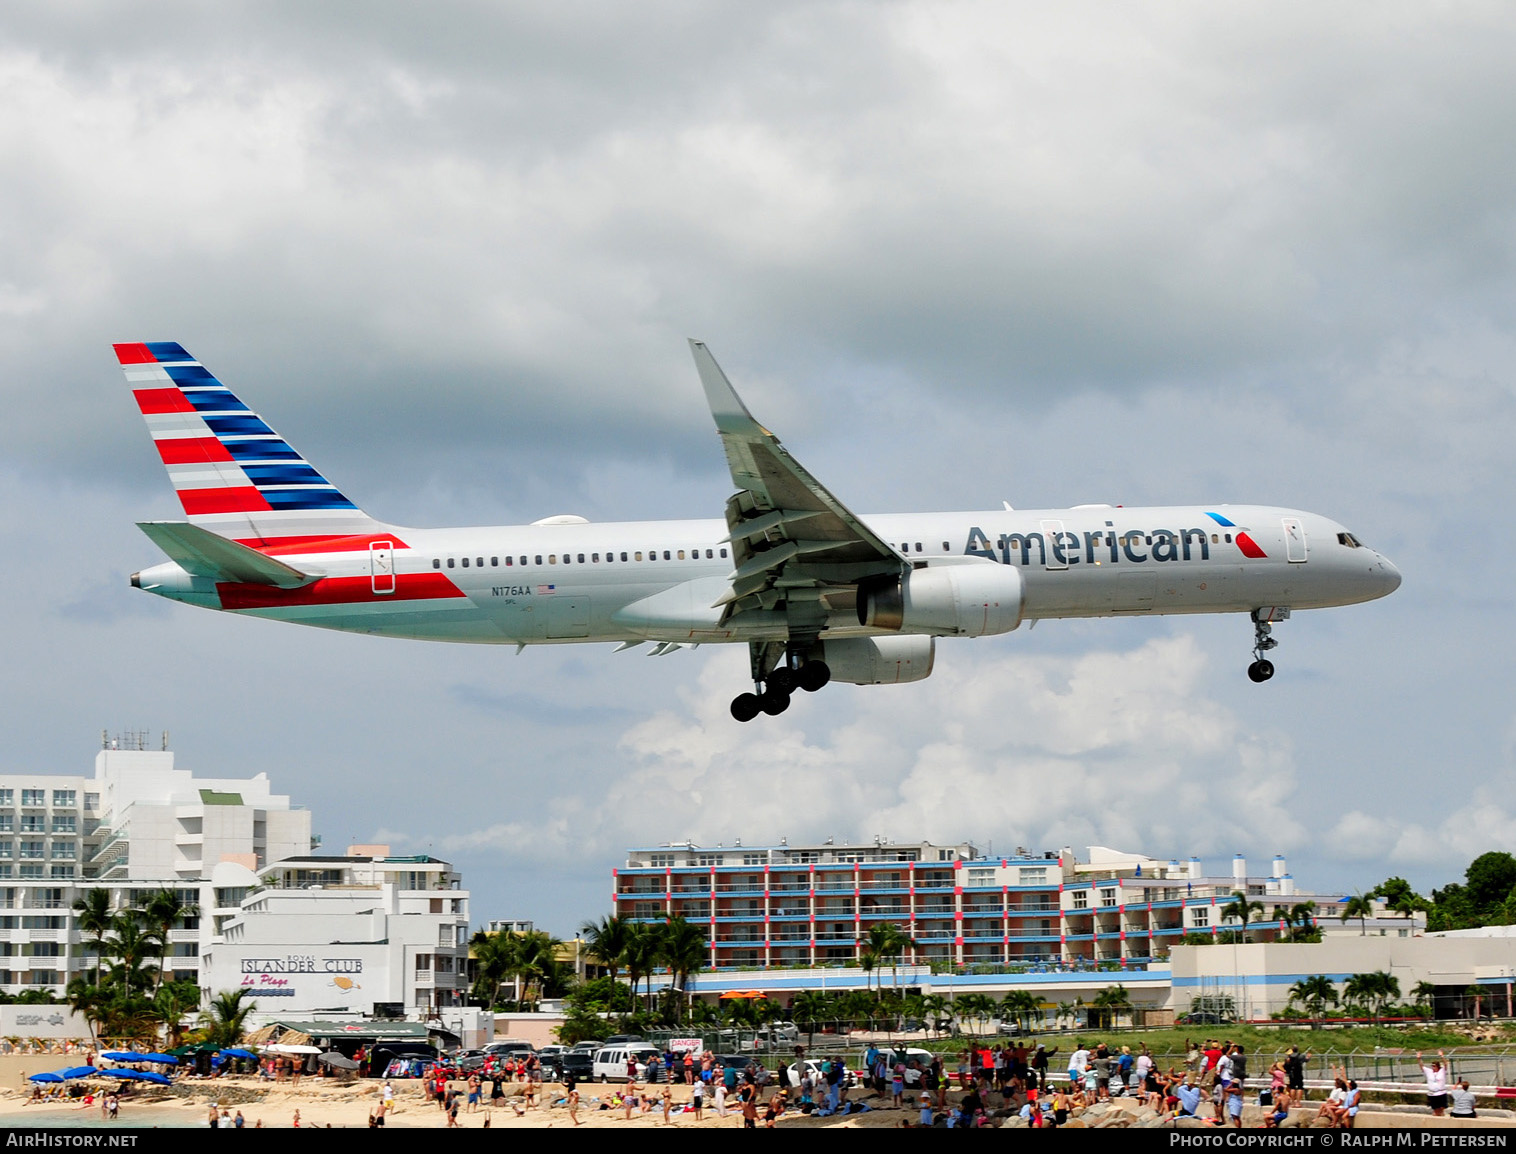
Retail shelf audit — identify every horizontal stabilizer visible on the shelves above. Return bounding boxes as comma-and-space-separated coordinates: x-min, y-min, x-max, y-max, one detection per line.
137, 522, 318, 588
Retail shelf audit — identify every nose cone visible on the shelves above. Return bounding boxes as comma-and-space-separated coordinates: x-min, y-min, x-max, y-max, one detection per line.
1372, 553, 1401, 598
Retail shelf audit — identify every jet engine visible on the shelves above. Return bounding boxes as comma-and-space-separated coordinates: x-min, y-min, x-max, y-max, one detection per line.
857, 561, 1024, 637
816, 636, 935, 684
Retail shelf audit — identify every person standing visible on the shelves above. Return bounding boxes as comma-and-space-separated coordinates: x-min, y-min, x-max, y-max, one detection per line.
1418, 1051, 1449, 1116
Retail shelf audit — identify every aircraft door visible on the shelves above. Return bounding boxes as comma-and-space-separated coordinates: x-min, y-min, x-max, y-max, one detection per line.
1038, 520, 1069, 570
1282, 518, 1308, 563
369, 540, 396, 595
546, 597, 591, 638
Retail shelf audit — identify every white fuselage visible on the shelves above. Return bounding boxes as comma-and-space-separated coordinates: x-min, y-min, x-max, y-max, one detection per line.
134, 503, 1402, 645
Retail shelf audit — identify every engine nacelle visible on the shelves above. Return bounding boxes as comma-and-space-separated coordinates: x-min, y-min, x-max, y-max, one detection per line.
817, 636, 935, 685
857, 561, 1024, 637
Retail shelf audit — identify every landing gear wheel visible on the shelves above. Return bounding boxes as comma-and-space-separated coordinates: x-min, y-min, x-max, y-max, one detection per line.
759, 688, 792, 715
798, 661, 831, 692
1247, 659, 1275, 683
767, 667, 797, 694
730, 692, 762, 722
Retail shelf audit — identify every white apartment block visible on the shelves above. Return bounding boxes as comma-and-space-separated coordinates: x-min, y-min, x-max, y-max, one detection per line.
201, 851, 471, 1015
0, 734, 312, 995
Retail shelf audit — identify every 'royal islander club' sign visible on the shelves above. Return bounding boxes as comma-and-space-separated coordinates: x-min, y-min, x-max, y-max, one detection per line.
210, 944, 393, 1009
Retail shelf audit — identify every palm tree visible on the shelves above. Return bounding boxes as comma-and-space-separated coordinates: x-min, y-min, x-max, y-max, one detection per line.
71, 889, 113, 987
142, 888, 199, 994
154, 981, 199, 1048
511, 931, 568, 1012
1411, 981, 1437, 1017
469, 929, 517, 1008
792, 990, 827, 1049
1287, 974, 1338, 1024
199, 988, 255, 1048
1091, 984, 1134, 1029
1220, 891, 1266, 940
1340, 892, 1375, 936
101, 911, 161, 996
1001, 990, 1040, 1033
656, 916, 707, 1023
920, 993, 949, 1034
859, 947, 878, 992
621, 921, 659, 1014
956, 993, 995, 1036
578, 914, 630, 989
64, 977, 107, 1045
1286, 901, 1320, 942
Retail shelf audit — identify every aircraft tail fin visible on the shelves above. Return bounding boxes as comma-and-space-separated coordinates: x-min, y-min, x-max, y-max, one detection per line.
137, 521, 318, 587
114, 341, 381, 547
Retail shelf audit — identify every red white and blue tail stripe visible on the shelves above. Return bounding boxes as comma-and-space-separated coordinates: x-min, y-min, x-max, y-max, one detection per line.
115, 341, 381, 547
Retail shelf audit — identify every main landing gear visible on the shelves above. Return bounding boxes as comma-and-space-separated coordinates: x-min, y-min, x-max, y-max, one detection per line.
1247, 607, 1289, 683
730, 649, 831, 722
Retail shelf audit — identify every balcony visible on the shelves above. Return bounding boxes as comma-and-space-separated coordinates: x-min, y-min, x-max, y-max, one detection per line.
916, 904, 954, 916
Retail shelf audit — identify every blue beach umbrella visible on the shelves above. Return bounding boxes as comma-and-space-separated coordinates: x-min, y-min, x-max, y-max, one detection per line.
60, 1067, 99, 1079
218, 1048, 258, 1060
102, 1051, 151, 1062
27, 1072, 64, 1083
142, 1053, 179, 1064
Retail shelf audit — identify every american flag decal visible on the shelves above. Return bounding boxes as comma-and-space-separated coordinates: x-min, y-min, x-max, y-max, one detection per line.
537, 584, 556, 594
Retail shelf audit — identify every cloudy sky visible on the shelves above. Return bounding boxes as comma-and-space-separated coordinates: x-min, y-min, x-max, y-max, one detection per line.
2, 2, 1514, 934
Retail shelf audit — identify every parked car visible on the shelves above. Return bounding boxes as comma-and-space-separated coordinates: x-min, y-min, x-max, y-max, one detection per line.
557, 1051, 595, 1081
787, 1057, 857, 1090
568, 1041, 603, 1056
592, 1044, 663, 1083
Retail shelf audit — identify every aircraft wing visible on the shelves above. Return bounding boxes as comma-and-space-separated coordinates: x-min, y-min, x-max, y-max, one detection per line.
137, 521, 319, 588
689, 340, 905, 625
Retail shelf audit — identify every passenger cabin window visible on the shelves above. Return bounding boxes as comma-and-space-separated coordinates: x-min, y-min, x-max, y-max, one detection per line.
942, 541, 950, 551
621, 552, 628, 561
720, 548, 727, 558
432, 559, 440, 569
549, 554, 556, 564
578, 553, 585, 563
635, 551, 643, 561
490, 557, 498, 566
592, 553, 600, 562
447, 558, 455, 568
505, 557, 513, 566
677, 550, 686, 560
705, 549, 713, 559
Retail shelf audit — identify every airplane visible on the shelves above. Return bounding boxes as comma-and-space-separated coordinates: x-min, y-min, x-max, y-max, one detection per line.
118, 339, 1401, 722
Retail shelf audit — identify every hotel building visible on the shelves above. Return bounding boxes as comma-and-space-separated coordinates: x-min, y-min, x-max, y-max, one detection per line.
613, 840, 1424, 971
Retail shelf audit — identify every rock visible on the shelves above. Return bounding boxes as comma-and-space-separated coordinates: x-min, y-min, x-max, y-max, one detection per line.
1092, 1115, 1132, 1128
1062, 1118, 1088, 1128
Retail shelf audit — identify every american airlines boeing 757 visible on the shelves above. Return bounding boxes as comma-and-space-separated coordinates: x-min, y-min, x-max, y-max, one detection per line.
119, 340, 1401, 722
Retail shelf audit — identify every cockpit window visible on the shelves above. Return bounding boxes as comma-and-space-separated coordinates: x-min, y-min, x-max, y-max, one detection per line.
1337, 532, 1363, 548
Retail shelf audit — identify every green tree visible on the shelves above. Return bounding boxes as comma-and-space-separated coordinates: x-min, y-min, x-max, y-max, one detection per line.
71, 889, 113, 987
1090, 984, 1133, 1029
621, 921, 659, 1014
101, 911, 161, 996
1411, 981, 1437, 1016
153, 980, 201, 1048
1466, 853, 1516, 917
955, 993, 995, 1036
1220, 891, 1266, 940
142, 888, 199, 995
199, 988, 255, 1048
1287, 975, 1338, 1023
469, 929, 518, 1008
578, 915, 631, 989
1001, 990, 1040, 1033
1373, 877, 1426, 919
1344, 971, 1399, 1021
792, 990, 827, 1049
1339, 892, 1376, 936
656, 916, 708, 1024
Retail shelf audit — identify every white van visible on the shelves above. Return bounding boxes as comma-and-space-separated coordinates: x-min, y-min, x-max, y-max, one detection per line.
591, 1043, 663, 1083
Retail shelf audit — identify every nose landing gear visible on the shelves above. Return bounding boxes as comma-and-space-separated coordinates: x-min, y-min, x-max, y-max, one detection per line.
1248, 607, 1289, 682
729, 642, 832, 722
